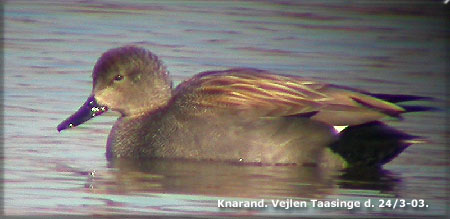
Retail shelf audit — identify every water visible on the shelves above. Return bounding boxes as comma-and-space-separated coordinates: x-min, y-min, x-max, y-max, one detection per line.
3, 0, 448, 217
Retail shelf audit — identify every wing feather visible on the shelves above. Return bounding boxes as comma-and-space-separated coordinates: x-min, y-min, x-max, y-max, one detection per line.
174, 68, 405, 125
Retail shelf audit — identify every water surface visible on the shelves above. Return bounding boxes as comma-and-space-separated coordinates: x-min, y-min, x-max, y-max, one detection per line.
3, 0, 448, 217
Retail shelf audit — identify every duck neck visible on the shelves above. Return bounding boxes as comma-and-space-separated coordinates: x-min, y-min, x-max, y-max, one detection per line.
127, 77, 172, 117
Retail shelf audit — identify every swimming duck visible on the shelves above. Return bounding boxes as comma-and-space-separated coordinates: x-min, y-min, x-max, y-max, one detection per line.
57, 46, 422, 167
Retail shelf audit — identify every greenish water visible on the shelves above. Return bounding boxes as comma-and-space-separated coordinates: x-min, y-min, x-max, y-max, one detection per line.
3, 0, 448, 217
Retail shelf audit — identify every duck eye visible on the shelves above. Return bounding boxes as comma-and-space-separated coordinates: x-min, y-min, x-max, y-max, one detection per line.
114, 75, 124, 81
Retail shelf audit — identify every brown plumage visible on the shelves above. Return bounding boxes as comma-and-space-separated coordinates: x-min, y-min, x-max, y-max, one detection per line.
174, 68, 405, 125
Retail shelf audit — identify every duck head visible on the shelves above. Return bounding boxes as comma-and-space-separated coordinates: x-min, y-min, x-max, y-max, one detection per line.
57, 46, 172, 132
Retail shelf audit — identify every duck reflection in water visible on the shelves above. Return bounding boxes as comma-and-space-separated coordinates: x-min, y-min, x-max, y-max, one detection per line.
58, 46, 431, 195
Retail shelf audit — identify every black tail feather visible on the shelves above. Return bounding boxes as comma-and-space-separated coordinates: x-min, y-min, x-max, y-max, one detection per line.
329, 121, 420, 168
399, 105, 439, 113
370, 93, 433, 103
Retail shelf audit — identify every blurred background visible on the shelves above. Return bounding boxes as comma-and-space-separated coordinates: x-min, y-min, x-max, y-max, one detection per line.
3, 0, 448, 217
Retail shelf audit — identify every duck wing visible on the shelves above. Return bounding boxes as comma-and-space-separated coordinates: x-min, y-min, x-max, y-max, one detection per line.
174, 68, 405, 126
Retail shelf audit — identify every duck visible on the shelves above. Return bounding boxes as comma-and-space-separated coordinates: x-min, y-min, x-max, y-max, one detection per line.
57, 46, 425, 168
